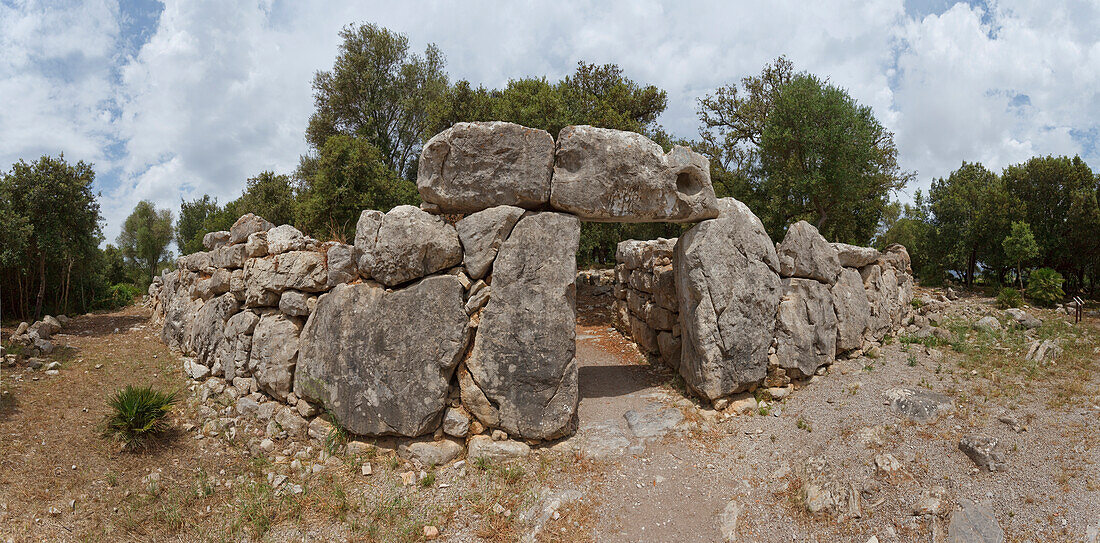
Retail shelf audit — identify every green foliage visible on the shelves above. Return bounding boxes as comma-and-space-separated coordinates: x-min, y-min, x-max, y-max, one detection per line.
1027, 268, 1065, 306
696, 57, 911, 244
237, 171, 296, 227
176, 195, 223, 256
101, 385, 178, 451
996, 287, 1023, 309
94, 283, 142, 311
117, 200, 174, 284
927, 162, 1015, 286
296, 135, 418, 240
0, 154, 104, 319
306, 22, 447, 178
1002, 221, 1039, 289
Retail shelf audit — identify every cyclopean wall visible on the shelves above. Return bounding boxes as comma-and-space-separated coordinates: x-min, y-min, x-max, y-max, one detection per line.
614, 202, 913, 403
150, 120, 911, 445
151, 121, 720, 444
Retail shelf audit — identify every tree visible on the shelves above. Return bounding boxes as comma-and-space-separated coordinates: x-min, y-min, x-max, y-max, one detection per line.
697, 57, 911, 244
306, 23, 448, 179
236, 171, 295, 226
117, 200, 174, 285
1002, 221, 1039, 289
176, 195, 222, 255
295, 135, 419, 241
0, 154, 102, 319
927, 162, 1014, 287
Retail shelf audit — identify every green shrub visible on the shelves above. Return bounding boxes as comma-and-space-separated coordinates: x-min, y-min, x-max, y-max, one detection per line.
101, 385, 178, 450
94, 283, 142, 310
1026, 268, 1065, 307
996, 287, 1023, 309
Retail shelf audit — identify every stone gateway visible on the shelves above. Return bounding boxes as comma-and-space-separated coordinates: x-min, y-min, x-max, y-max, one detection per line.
150, 121, 912, 450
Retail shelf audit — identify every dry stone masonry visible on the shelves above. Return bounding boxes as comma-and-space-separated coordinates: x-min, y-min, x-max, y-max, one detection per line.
150, 120, 912, 452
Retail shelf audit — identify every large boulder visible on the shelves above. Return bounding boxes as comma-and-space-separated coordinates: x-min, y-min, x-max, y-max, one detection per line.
775, 278, 838, 378
361, 206, 463, 287
461, 212, 580, 440
417, 121, 554, 213
353, 210, 384, 274
860, 264, 894, 341
455, 205, 525, 280
294, 276, 470, 437
550, 125, 719, 223
831, 268, 871, 353
776, 221, 841, 284
229, 213, 274, 245
203, 230, 230, 250
243, 250, 329, 307
266, 225, 308, 255
832, 243, 881, 268
188, 293, 239, 368
674, 198, 782, 400
248, 313, 302, 401
324, 242, 357, 287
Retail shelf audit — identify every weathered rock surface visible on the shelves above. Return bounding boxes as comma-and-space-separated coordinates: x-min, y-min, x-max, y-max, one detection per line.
776, 221, 841, 284
353, 210, 384, 274
832, 242, 881, 268
203, 230, 230, 250
674, 198, 782, 400
400, 439, 465, 467
775, 278, 838, 378
466, 435, 531, 461
230, 213, 274, 244
294, 276, 469, 437
365, 205, 463, 287
550, 125, 718, 223
947, 500, 1004, 543
884, 387, 952, 422
418, 121, 554, 213
324, 243, 357, 287
959, 435, 1007, 472
189, 293, 239, 368
248, 314, 302, 401
462, 212, 580, 440
244, 251, 329, 307
860, 264, 895, 341
831, 268, 871, 353
1004, 308, 1040, 329
456, 205, 525, 280
266, 224, 307, 255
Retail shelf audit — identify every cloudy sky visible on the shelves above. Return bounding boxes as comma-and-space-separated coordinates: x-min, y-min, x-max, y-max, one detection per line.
2, 0, 1099, 244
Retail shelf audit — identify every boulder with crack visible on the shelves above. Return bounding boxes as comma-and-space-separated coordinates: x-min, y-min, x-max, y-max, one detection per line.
461, 212, 580, 440
294, 277, 469, 437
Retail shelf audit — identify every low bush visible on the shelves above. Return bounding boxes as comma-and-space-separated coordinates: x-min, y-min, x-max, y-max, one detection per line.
996, 287, 1023, 309
101, 385, 178, 450
1027, 268, 1065, 307
94, 283, 142, 310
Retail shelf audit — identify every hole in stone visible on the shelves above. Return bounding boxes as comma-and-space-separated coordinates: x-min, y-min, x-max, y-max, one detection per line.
676, 169, 703, 196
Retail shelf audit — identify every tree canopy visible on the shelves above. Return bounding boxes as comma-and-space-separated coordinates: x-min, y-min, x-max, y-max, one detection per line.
697, 57, 911, 243
117, 200, 174, 283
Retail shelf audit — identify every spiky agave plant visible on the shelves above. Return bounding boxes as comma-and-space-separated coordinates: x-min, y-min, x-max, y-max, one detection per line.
102, 385, 178, 450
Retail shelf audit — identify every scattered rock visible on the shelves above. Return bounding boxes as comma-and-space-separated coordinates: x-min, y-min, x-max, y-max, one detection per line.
467, 435, 531, 462
973, 316, 1002, 334
1004, 308, 1040, 329
947, 500, 1004, 543
874, 453, 903, 475
718, 499, 742, 542
1024, 339, 1062, 364
913, 486, 946, 516
884, 388, 952, 422
959, 435, 1007, 472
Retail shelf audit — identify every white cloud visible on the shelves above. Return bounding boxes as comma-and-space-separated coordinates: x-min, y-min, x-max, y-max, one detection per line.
3, 0, 1100, 244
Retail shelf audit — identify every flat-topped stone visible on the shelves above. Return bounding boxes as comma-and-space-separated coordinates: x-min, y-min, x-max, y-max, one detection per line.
417, 121, 554, 213
550, 125, 719, 223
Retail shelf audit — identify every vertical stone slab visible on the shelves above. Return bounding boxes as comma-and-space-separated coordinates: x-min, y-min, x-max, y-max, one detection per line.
461, 212, 580, 440
674, 198, 782, 400
294, 277, 469, 437
775, 278, 838, 378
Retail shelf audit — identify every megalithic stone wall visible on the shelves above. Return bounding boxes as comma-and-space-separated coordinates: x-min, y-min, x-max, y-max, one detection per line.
149, 121, 721, 443
612, 239, 681, 369
615, 200, 914, 402
149, 119, 913, 445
